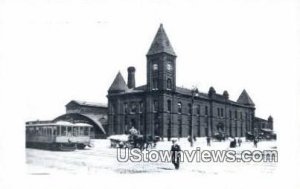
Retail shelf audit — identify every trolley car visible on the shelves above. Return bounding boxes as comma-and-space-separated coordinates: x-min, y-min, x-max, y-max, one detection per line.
26, 120, 92, 151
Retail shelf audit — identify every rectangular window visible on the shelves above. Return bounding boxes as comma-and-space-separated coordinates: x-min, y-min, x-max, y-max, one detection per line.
188, 103, 192, 115
167, 100, 171, 112
124, 103, 128, 114
197, 105, 200, 115
61, 126, 66, 136
79, 127, 84, 136
153, 100, 158, 112
153, 79, 158, 90
139, 101, 144, 113
221, 108, 224, 117
205, 106, 208, 116
131, 103, 137, 113
73, 127, 79, 136
67, 127, 72, 136
140, 115, 143, 126
84, 127, 89, 136
217, 108, 220, 117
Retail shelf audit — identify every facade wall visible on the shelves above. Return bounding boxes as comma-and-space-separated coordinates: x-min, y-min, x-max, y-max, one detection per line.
107, 91, 255, 138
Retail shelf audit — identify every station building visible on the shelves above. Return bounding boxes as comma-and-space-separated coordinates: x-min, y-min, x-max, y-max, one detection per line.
107, 24, 273, 138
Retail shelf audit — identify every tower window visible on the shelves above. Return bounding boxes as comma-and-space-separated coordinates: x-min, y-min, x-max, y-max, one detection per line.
167, 78, 172, 90
166, 63, 173, 71
177, 102, 182, 113
153, 79, 158, 90
153, 100, 158, 112
167, 100, 171, 112
153, 63, 158, 70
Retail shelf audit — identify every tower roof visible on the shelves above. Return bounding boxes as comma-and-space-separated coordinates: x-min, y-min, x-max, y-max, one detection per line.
147, 24, 176, 56
108, 72, 128, 92
237, 89, 255, 106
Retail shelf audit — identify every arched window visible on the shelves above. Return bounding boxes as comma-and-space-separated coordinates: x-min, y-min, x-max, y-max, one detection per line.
177, 102, 182, 113
167, 78, 172, 89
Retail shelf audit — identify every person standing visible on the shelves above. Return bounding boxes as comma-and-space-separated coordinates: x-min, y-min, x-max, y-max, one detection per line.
254, 137, 258, 148
238, 138, 242, 147
206, 136, 211, 146
171, 139, 181, 170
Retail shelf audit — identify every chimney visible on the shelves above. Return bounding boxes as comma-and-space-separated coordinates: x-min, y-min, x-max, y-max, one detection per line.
127, 66, 136, 89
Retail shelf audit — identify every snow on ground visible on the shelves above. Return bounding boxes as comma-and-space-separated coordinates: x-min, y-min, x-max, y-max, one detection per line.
26, 138, 277, 175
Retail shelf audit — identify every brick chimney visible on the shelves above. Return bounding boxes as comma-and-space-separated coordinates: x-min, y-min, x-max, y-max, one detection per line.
127, 66, 136, 89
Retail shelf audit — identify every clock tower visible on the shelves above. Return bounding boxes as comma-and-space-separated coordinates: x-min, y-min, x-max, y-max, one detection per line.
146, 24, 177, 92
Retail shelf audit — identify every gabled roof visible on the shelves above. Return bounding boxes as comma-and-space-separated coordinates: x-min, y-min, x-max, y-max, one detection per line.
237, 89, 255, 106
109, 72, 128, 92
67, 100, 107, 108
147, 24, 176, 56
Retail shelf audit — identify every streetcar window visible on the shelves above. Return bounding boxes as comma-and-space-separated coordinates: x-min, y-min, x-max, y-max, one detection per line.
44, 127, 47, 136
37, 127, 41, 136
84, 127, 89, 136
73, 127, 78, 136
53, 127, 57, 136
79, 127, 84, 136
67, 127, 72, 136
61, 126, 66, 136
56, 126, 60, 136
47, 127, 51, 136
43, 127, 47, 136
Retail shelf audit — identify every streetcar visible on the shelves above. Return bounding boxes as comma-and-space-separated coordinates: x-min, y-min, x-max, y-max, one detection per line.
26, 120, 92, 151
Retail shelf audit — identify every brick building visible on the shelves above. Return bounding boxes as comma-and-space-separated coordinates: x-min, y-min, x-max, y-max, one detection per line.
107, 24, 273, 138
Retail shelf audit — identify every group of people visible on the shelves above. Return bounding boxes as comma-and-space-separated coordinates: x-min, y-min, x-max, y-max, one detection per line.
127, 127, 260, 170
170, 136, 260, 170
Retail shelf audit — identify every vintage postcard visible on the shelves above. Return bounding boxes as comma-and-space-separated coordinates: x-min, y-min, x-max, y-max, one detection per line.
0, 0, 299, 189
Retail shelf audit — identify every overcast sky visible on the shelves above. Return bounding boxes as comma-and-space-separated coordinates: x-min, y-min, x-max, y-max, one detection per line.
0, 0, 300, 187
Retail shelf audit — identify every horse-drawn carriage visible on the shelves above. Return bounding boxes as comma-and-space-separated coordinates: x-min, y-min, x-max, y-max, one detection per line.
109, 134, 159, 150
212, 132, 227, 141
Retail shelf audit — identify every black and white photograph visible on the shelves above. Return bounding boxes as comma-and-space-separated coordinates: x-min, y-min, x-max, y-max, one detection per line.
0, 0, 299, 189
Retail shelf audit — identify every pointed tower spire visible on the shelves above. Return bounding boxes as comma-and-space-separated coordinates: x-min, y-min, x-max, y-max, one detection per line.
237, 89, 255, 106
108, 72, 128, 93
147, 24, 176, 56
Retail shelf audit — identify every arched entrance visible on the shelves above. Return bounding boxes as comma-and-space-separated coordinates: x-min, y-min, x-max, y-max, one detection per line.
53, 113, 106, 138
